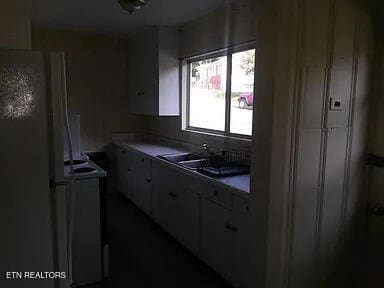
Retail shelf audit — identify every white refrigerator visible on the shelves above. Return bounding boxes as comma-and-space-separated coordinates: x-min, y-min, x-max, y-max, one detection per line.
0, 50, 72, 288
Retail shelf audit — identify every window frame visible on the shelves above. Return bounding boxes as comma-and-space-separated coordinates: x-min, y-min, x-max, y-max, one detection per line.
184, 42, 256, 139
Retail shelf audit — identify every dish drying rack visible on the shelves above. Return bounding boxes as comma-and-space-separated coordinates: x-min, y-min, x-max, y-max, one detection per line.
198, 148, 251, 177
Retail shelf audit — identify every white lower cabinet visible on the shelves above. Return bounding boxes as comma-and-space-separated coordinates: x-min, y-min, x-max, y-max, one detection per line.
116, 147, 132, 199
152, 162, 200, 254
201, 198, 248, 288
115, 147, 249, 287
131, 153, 152, 215
114, 146, 152, 216
176, 188, 200, 253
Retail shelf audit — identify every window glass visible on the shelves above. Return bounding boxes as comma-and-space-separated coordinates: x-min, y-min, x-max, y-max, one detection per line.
189, 56, 227, 131
230, 49, 255, 136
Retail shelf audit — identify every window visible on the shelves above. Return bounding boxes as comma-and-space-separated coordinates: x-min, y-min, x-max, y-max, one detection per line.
185, 44, 255, 137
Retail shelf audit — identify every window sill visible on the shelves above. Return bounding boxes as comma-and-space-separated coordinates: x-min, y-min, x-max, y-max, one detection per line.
183, 127, 252, 143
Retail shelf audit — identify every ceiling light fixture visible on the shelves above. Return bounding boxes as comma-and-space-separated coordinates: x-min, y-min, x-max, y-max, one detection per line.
118, 0, 149, 14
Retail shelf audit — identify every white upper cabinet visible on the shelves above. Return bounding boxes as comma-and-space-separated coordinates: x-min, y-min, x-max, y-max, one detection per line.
129, 26, 180, 116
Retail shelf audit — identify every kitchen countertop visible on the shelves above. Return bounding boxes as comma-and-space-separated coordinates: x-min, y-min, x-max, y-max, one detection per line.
112, 138, 250, 196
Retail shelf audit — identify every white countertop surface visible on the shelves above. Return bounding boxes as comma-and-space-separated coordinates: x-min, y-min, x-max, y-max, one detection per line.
113, 138, 250, 196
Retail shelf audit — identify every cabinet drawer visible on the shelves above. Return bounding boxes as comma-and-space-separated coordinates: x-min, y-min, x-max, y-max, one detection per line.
205, 185, 233, 210
233, 195, 250, 214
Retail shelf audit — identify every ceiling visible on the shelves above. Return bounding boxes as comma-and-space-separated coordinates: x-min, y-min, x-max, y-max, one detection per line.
28, 0, 228, 38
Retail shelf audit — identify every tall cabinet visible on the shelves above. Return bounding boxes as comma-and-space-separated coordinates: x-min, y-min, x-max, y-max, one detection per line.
129, 26, 179, 116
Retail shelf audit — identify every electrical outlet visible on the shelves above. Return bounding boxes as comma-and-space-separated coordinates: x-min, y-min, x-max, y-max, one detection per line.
329, 97, 343, 111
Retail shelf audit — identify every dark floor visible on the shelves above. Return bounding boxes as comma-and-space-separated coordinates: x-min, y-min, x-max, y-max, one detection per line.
84, 192, 233, 288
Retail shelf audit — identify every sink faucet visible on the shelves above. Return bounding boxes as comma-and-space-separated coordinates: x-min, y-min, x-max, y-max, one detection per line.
202, 143, 227, 159
202, 143, 215, 158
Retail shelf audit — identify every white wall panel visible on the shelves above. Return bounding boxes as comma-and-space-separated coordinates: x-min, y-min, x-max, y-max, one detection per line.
327, 68, 353, 128
289, 129, 322, 288
318, 128, 348, 280
301, 67, 327, 129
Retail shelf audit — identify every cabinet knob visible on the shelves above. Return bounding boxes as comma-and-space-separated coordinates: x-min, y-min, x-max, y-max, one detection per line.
141, 159, 145, 163
225, 222, 238, 233
369, 204, 384, 216
213, 190, 218, 196
147, 179, 151, 183
128, 168, 131, 172
168, 192, 177, 198
121, 150, 125, 153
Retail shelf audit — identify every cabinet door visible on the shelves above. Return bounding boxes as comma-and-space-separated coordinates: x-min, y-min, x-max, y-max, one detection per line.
201, 199, 236, 282
201, 197, 248, 287
108, 145, 121, 193
131, 153, 152, 215
117, 148, 132, 199
158, 180, 179, 235
128, 44, 143, 114
176, 186, 200, 254
232, 197, 250, 288
152, 163, 180, 234
120, 150, 132, 199
151, 161, 168, 223
152, 163, 200, 254
129, 28, 158, 115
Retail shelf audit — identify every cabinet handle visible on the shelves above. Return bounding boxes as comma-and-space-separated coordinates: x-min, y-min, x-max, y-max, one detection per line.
369, 204, 384, 216
168, 192, 177, 198
213, 190, 218, 196
147, 179, 151, 183
128, 168, 131, 172
141, 159, 145, 163
225, 222, 238, 233
121, 150, 126, 153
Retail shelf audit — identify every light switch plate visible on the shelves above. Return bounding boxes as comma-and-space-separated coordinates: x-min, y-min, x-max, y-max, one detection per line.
329, 97, 343, 111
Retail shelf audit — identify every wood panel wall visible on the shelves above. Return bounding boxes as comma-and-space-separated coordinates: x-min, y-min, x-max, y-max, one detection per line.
32, 30, 145, 152
370, 36, 384, 157
249, 0, 374, 287
291, 0, 373, 285
0, 0, 31, 49
363, 6, 384, 285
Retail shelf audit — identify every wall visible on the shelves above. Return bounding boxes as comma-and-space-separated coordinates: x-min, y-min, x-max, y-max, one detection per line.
248, 0, 374, 287
370, 39, 384, 157
32, 30, 145, 152
0, 0, 31, 49
362, 5, 384, 285
140, 0, 256, 151
369, 0, 384, 158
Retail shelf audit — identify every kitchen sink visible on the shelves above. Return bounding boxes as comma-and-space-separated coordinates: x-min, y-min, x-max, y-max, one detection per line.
158, 152, 250, 176
179, 159, 208, 171
158, 152, 204, 163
